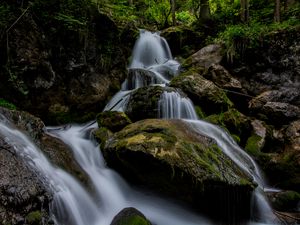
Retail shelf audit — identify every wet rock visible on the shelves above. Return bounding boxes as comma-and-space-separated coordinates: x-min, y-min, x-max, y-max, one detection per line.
97, 111, 132, 132
0, 106, 87, 183
170, 69, 233, 115
103, 119, 254, 223
110, 207, 152, 225
0, 136, 51, 225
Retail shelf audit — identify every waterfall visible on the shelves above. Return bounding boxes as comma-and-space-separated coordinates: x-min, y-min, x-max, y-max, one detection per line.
158, 91, 198, 119
0, 119, 101, 225
1, 30, 281, 225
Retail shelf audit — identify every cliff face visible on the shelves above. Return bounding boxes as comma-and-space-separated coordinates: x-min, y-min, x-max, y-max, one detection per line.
0, 2, 135, 125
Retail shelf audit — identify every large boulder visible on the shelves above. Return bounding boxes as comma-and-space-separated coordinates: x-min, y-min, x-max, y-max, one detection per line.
97, 111, 132, 132
170, 69, 233, 115
249, 95, 300, 125
103, 119, 254, 223
110, 207, 152, 225
182, 44, 224, 69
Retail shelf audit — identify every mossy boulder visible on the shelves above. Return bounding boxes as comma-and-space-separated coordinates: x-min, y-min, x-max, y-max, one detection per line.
268, 191, 300, 212
103, 119, 254, 223
170, 69, 233, 116
97, 111, 132, 132
125, 86, 181, 121
204, 108, 251, 145
93, 127, 113, 149
110, 207, 152, 225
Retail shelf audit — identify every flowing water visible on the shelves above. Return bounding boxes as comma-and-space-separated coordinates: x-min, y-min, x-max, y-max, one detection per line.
0, 30, 280, 225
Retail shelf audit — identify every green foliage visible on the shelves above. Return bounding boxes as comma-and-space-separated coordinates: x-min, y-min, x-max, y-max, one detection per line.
144, 0, 171, 28
97, 0, 137, 24
0, 98, 16, 110
176, 11, 196, 24
216, 17, 300, 61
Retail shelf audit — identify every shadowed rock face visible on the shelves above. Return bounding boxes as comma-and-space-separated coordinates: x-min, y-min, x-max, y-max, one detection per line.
103, 119, 255, 224
0, 9, 128, 125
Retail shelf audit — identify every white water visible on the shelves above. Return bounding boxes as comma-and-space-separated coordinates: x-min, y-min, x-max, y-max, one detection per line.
158, 91, 198, 119
0, 30, 280, 225
105, 30, 180, 111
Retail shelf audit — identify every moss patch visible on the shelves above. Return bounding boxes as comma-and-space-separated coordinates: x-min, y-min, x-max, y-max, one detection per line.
26, 211, 42, 225
245, 134, 262, 157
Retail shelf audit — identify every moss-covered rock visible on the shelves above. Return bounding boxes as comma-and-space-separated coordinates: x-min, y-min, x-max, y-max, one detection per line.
268, 191, 300, 212
204, 108, 251, 145
93, 127, 113, 149
110, 207, 152, 225
103, 119, 254, 223
26, 211, 42, 225
97, 111, 132, 132
170, 69, 233, 116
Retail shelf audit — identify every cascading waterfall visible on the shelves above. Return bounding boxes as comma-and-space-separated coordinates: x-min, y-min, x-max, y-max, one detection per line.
0, 29, 281, 225
158, 91, 198, 120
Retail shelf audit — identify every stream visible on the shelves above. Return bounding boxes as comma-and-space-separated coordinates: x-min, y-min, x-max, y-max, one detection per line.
0, 30, 281, 225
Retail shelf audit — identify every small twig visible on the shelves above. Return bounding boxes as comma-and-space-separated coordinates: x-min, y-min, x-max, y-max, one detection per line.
6, 6, 30, 33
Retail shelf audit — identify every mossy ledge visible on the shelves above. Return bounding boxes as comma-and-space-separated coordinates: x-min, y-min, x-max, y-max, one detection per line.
103, 119, 255, 224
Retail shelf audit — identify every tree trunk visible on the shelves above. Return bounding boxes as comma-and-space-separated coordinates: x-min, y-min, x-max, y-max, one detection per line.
199, 0, 210, 21
170, 0, 176, 26
274, 0, 281, 22
240, 0, 249, 23
128, 0, 133, 5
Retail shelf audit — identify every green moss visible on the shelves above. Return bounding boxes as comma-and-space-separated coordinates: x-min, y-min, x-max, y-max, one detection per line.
245, 135, 262, 156
114, 215, 151, 225
26, 211, 42, 225
0, 98, 16, 110
194, 105, 205, 118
